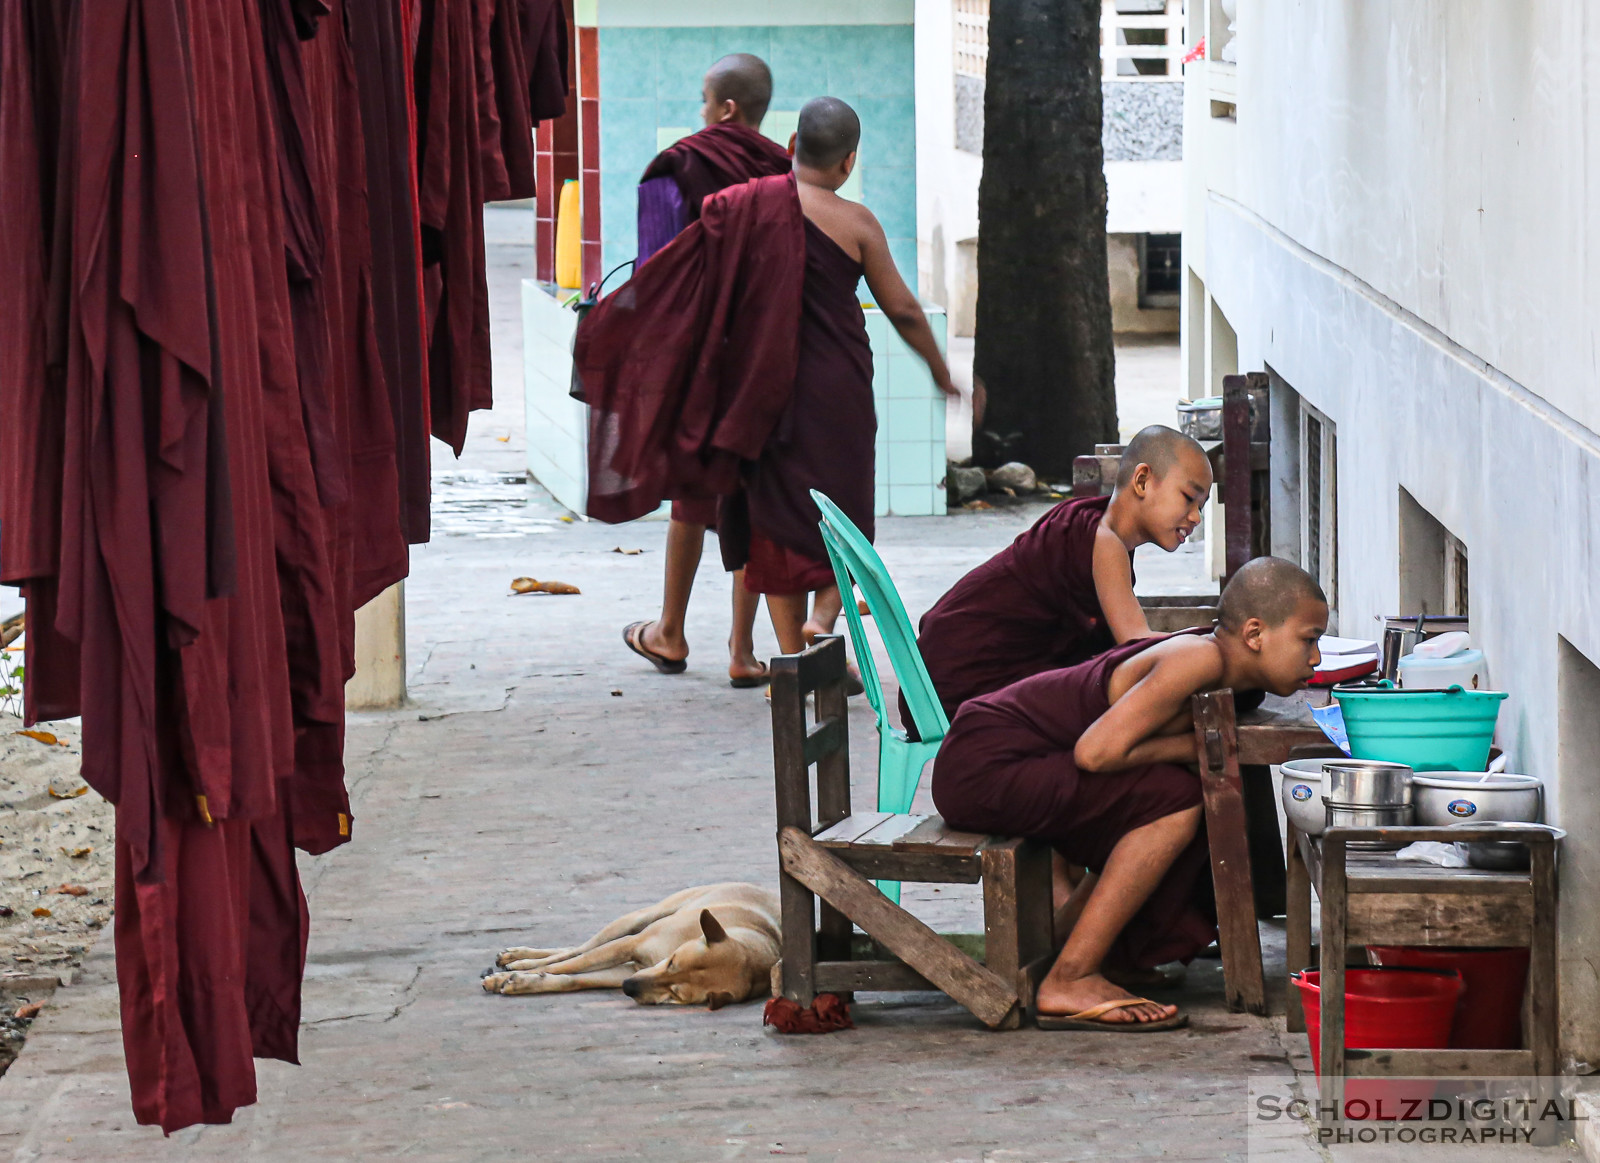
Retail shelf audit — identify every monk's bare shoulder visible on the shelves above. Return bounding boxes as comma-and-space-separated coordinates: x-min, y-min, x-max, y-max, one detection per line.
1143, 634, 1226, 691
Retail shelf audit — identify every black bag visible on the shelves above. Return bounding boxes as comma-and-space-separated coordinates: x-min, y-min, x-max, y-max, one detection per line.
568, 259, 636, 402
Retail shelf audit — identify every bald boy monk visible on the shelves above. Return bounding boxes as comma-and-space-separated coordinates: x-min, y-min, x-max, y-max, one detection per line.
625, 54, 792, 687
932, 557, 1327, 1029
731, 96, 957, 656
912, 425, 1213, 727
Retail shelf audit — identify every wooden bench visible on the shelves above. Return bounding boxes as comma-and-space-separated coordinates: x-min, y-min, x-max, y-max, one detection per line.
770, 636, 1053, 1030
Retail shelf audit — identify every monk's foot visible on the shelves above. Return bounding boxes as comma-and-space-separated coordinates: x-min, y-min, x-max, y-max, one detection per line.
1035, 972, 1177, 1024
728, 641, 768, 687
801, 619, 829, 646
640, 621, 688, 664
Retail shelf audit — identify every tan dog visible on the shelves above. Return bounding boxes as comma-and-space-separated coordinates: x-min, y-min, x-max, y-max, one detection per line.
481, 883, 780, 1008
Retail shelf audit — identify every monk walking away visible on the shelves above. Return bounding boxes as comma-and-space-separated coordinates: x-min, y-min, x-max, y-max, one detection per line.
623, 53, 792, 688
932, 557, 1327, 1029
912, 425, 1214, 726
730, 96, 956, 660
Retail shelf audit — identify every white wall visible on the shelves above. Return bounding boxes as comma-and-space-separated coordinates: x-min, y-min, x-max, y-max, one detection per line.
1184, 0, 1600, 1064
914, 0, 982, 316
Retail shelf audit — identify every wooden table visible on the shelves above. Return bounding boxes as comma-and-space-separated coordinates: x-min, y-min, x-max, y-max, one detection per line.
1287, 825, 1558, 1139
1191, 688, 1337, 1015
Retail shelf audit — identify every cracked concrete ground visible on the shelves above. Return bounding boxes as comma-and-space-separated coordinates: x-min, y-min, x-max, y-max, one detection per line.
0, 210, 1580, 1161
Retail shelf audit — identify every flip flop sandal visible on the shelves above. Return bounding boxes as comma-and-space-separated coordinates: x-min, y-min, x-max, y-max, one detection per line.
729, 661, 769, 689
1035, 997, 1188, 1033
622, 621, 687, 675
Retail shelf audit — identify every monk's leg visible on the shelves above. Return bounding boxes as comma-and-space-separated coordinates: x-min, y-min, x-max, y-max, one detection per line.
766, 593, 810, 656
728, 571, 764, 682
802, 585, 844, 643
643, 520, 703, 662
1036, 806, 1201, 1023
1052, 869, 1098, 947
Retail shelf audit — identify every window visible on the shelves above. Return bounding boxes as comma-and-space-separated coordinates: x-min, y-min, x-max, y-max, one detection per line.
1299, 401, 1337, 616
1104, 0, 1185, 79
1445, 532, 1469, 619
1138, 233, 1181, 308
953, 0, 988, 154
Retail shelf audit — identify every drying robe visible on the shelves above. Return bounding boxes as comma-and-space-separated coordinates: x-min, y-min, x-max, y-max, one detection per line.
635, 122, 793, 525
578, 174, 806, 524
911, 496, 1123, 727
932, 634, 1218, 970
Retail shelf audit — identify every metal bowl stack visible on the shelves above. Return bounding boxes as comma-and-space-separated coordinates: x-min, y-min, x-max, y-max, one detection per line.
1321, 759, 1415, 850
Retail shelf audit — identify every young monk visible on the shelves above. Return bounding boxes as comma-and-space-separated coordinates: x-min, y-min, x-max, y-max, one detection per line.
932, 557, 1327, 1029
913, 425, 1213, 724
624, 54, 793, 688
735, 96, 957, 657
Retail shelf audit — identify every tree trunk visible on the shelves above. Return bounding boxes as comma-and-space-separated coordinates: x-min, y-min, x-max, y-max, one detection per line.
972, 0, 1116, 477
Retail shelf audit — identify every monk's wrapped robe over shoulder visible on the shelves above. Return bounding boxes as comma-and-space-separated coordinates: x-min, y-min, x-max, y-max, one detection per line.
637, 121, 791, 265
577, 174, 806, 524
933, 633, 1219, 971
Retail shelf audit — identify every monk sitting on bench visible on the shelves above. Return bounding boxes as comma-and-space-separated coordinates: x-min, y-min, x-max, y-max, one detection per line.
913, 425, 1213, 727
931, 557, 1327, 1030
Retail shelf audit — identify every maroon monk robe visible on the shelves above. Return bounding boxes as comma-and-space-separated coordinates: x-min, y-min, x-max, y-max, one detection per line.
637, 122, 792, 529
932, 633, 1222, 970
910, 496, 1125, 728
523, 0, 568, 124
346, 0, 433, 544
578, 174, 806, 524
721, 216, 875, 593
643, 121, 793, 224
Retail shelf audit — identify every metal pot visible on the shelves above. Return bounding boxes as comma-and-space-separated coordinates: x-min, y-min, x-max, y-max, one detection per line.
1323, 759, 1415, 807
1455, 822, 1566, 871
1413, 773, 1542, 827
1278, 759, 1328, 837
1323, 800, 1414, 850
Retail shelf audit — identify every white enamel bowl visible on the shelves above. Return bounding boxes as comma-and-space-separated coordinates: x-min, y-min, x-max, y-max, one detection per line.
1278, 758, 1329, 837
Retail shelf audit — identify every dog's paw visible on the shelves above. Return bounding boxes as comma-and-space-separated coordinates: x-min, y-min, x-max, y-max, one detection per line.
500, 958, 546, 971
496, 946, 557, 967
481, 973, 512, 993
490, 970, 558, 996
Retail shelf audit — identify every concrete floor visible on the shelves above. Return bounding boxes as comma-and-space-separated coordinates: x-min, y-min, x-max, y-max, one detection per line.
0, 210, 1580, 1161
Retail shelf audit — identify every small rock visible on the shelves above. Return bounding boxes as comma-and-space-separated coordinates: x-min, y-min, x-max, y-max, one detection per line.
986, 462, 1037, 493
947, 465, 987, 503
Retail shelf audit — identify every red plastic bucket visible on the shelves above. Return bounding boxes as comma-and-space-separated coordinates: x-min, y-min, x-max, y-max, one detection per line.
1367, 946, 1529, 1049
1293, 967, 1464, 1120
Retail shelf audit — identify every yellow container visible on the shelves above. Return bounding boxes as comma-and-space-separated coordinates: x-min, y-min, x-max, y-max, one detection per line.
555, 179, 581, 290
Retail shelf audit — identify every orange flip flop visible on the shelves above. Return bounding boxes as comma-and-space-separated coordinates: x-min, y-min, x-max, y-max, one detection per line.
1035, 997, 1188, 1032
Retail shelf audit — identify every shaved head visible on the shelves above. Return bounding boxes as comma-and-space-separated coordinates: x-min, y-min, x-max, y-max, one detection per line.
795, 97, 861, 169
705, 54, 773, 125
1218, 557, 1327, 633
1116, 424, 1208, 489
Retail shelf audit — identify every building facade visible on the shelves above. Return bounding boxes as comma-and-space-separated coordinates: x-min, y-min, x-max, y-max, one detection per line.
1182, 0, 1600, 1065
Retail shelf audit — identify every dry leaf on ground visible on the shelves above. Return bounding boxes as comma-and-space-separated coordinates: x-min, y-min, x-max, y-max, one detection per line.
14, 1002, 43, 1020
65, 847, 92, 859
47, 785, 87, 800
963, 500, 994, 511
50, 885, 88, 897
535, 581, 580, 595
510, 577, 539, 594
30, 908, 50, 918
857, 599, 871, 616
611, 547, 643, 555
14, 730, 58, 746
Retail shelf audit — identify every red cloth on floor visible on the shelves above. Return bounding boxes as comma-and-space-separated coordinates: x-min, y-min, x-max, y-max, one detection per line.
932, 633, 1220, 971
741, 531, 835, 596
763, 993, 854, 1034
577, 174, 806, 524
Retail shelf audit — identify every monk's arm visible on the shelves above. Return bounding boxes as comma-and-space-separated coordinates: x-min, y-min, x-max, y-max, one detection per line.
1073, 647, 1220, 772
1092, 526, 1155, 642
856, 212, 956, 396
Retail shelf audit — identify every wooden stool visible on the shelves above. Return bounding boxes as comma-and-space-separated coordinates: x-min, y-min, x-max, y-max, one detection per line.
1290, 825, 1559, 1141
770, 636, 1053, 1030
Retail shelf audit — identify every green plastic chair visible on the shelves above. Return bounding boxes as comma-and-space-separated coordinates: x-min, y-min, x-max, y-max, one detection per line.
811, 491, 950, 900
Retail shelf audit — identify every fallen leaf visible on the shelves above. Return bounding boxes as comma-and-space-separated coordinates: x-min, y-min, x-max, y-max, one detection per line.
559, 515, 574, 523
610, 690, 623, 697
14, 1002, 43, 1020
536, 580, 580, 595
68, 847, 92, 859
495, 435, 511, 443
0, 907, 13, 918
1000, 486, 1016, 497
47, 785, 88, 800
611, 547, 643, 555
51, 885, 88, 897
1046, 492, 1064, 500
15, 730, 57, 746
509, 577, 540, 594
963, 500, 994, 511
857, 599, 871, 616
31, 907, 51, 918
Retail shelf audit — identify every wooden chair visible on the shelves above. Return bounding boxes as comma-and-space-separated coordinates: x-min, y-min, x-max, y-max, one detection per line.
770, 636, 1053, 1030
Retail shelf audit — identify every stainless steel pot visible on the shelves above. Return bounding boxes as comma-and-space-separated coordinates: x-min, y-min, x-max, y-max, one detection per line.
1455, 822, 1566, 871
1323, 800, 1414, 850
1323, 759, 1415, 807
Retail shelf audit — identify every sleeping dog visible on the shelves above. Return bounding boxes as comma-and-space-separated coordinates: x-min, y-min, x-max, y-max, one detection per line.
482, 883, 780, 1008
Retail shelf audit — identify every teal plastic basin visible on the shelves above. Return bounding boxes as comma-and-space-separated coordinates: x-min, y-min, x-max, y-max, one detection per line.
1333, 682, 1508, 772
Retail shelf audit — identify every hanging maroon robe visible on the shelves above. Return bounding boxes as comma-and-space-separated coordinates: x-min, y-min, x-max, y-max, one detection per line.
721, 216, 875, 594
912, 496, 1125, 727
932, 633, 1219, 970
578, 174, 806, 524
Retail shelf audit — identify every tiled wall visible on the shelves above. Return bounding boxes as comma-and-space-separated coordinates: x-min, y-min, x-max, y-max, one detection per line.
870, 308, 948, 517
592, 24, 917, 288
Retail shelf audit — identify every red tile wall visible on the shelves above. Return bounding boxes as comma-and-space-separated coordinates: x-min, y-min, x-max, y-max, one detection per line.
534, 0, 579, 283
577, 24, 602, 292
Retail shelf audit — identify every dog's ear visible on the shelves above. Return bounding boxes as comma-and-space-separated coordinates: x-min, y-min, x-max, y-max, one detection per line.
706, 991, 735, 1011
700, 909, 728, 944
